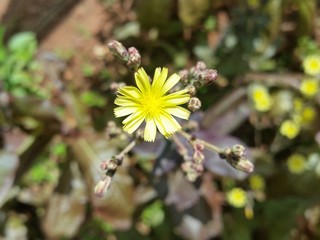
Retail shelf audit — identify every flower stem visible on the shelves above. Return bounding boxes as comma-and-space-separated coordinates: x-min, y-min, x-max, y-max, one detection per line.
117, 140, 136, 161
178, 130, 222, 154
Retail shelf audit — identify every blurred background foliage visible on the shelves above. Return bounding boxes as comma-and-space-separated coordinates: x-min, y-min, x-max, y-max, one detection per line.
0, 0, 320, 239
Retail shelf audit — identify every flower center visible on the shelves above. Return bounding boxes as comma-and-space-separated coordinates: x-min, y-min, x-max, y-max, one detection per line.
141, 93, 162, 117
310, 60, 320, 70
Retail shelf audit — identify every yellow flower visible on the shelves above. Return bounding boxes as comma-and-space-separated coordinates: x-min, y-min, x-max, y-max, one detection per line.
300, 78, 319, 98
227, 188, 247, 208
245, 205, 254, 219
114, 67, 190, 142
301, 106, 316, 124
287, 154, 306, 174
303, 55, 320, 76
280, 120, 300, 139
249, 174, 265, 191
250, 85, 272, 112
293, 98, 304, 112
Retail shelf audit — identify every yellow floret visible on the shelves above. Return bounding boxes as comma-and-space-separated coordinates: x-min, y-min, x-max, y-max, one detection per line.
300, 78, 319, 98
301, 106, 316, 124
287, 154, 306, 174
293, 98, 304, 112
280, 120, 300, 139
303, 55, 320, 76
249, 174, 265, 191
250, 85, 272, 112
227, 188, 247, 208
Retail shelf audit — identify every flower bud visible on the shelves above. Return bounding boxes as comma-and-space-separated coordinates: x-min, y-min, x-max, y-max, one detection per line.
197, 69, 218, 86
107, 158, 119, 170
179, 70, 189, 83
193, 140, 205, 152
186, 85, 196, 96
100, 160, 108, 170
191, 162, 204, 172
94, 175, 112, 197
195, 61, 206, 71
186, 172, 198, 182
189, 67, 200, 79
193, 150, 205, 164
233, 157, 254, 173
107, 40, 129, 62
105, 120, 122, 139
181, 162, 202, 182
220, 147, 254, 174
127, 47, 141, 70
188, 97, 201, 111
231, 144, 246, 158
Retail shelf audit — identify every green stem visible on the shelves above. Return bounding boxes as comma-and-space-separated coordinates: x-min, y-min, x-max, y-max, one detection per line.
116, 140, 136, 161
178, 130, 222, 154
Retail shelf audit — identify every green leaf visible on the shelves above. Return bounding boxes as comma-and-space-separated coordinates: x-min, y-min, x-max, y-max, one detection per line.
8, 32, 37, 63
141, 201, 165, 227
204, 15, 217, 31
51, 143, 67, 157
81, 91, 106, 107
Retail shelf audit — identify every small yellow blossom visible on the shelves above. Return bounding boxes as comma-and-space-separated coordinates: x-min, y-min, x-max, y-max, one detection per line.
250, 85, 272, 112
280, 120, 300, 139
293, 98, 304, 112
249, 174, 265, 191
301, 106, 316, 124
287, 154, 306, 174
114, 67, 190, 142
300, 78, 319, 98
303, 55, 320, 76
245, 205, 254, 219
227, 188, 247, 208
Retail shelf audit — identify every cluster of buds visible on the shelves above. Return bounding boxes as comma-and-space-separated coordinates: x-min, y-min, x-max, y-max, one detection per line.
181, 139, 205, 182
179, 61, 218, 88
181, 161, 204, 182
219, 144, 254, 174
94, 156, 123, 197
107, 40, 141, 71
105, 121, 122, 140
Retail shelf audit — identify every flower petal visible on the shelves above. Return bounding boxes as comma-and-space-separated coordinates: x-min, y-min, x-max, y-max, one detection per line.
135, 68, 151, 92
114, 106, 137, 117
122, 110, 143, 124
158, 112, 182, 136
123, 111, 145, 134
144, 119, 157, 142
152, 67, 168, 92
163, 90, 190, 106
161, 73, 180, 95
154, 115, 170, 137
114, 96, 140, 106
118, 86, 142, 99
165, 106, 190, 120
152, 67, 161, 84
